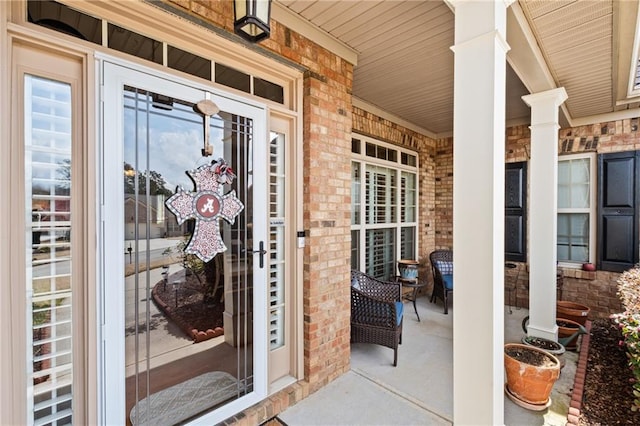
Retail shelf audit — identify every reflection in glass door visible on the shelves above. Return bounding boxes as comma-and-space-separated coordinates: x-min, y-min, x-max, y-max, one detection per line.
102, 63, 267, 425
25, 74, 74, 425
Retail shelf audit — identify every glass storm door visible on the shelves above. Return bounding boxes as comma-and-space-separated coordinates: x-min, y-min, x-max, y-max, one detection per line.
101, 62, 267, 425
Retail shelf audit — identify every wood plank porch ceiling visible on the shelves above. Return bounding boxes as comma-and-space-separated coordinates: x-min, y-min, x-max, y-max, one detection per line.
278, 0, 634, 136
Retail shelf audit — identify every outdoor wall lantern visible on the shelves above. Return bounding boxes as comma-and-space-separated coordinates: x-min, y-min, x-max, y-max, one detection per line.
233, 0, 271, 42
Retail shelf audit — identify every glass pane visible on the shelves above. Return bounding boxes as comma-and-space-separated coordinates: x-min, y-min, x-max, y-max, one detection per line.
26, 75, 74, 425
108, 23, 162, 64
168, 46, 211, 81
571, 246, 589, 262
558, 185, 570, 209
269, 131, 285, 351
215, 63, 250, 93
557, 244, 569, 260
571, 183, 589, 208
365, 142, 376, 158
352, 138, 361, 154
254, 78, 284, 104
365, 228, 395, 280
570, 158, 590, 184
558, 157, 591, 208
557, 213, 569, 235
124, 87, 254, 424
570, 214, 589, 237
558, 161, 569, 185
400, 227, 416, 261
351, 230, 360, 271
557, 213, 589, 263
401, 171, 416, 223
351, 162, 360, 225
365, 165, 396, 224
401, 152, 417, 167
28, 0, 102, 44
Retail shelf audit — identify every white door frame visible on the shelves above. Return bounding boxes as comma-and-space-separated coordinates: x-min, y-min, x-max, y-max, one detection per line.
99, 56, 268, 425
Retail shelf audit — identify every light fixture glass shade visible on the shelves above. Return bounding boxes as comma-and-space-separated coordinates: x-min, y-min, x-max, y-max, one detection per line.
233, 0, 271, 42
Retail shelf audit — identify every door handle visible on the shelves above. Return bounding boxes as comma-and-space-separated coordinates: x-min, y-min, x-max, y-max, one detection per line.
252, 241, 267, 268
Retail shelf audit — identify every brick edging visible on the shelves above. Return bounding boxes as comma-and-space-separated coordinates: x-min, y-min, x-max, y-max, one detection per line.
566, 319, 592, 425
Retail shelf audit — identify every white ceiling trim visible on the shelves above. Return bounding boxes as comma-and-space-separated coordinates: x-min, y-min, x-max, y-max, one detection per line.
627, 2, 640, 97
570, 107, 640, 127
506, 3, 557, 94
271, 1, 359, 65
507, 3, 573, 128
352, 97, 438, 140
613, 0, 639, 103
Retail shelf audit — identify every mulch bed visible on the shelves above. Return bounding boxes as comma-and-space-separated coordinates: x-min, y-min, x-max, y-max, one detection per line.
579, 318, 640, 425
152, 271, 225, 342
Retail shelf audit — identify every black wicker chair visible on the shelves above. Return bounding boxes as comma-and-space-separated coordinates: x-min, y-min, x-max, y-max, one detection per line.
350, 270, 404, 366
430, 249, 453, 314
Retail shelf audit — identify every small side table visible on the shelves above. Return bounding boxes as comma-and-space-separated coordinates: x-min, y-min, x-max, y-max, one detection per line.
396, 277, 427, 321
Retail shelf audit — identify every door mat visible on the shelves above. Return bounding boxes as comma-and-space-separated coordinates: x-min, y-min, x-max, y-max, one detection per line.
129, 371, 240, 425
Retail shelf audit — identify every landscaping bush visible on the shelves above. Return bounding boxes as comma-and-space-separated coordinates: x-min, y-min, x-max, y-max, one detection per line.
611, 266, 640, 411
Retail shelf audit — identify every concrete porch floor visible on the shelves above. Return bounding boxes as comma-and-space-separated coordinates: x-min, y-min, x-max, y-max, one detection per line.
279, 296, 578, 425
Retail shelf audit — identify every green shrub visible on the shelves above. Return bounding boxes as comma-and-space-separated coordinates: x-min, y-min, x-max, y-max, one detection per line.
612, 266, 640, 411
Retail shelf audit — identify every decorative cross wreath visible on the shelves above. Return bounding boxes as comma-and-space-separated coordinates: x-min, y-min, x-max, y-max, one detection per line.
165, 158, 244, 262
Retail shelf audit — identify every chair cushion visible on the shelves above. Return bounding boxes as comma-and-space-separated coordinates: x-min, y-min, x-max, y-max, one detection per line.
442, 274, 454, 290
434, 260, 453, 275
395, 302, 404, 325
351, 276, 360, 290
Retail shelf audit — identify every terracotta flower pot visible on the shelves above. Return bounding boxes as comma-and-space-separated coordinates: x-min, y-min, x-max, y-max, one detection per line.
557, 317, 582, 350
556, 300, 590, 326
504, 343, 560, 406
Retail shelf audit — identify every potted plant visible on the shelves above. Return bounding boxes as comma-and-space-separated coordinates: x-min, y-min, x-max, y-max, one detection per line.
504, 343, 560, 409
556, 317, 585, 350
397, 259, 419, 280
521, 335, 566, 369
557, 300, 590, 326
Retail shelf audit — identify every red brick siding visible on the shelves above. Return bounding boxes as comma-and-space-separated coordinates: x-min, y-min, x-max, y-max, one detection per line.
435, 137, 453, 250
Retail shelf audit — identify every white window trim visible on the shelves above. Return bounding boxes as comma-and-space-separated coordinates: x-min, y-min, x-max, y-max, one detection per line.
351, 133, 419, 276
557, 152, 597, 268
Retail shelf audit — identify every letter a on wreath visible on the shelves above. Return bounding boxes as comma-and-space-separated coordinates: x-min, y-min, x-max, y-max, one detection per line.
165, 158, 244, 262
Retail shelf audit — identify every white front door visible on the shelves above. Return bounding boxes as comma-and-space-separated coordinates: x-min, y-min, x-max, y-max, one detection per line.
100, 61, 268, 425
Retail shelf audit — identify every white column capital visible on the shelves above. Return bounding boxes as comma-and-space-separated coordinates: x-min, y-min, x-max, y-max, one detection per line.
523, 87, 568, 127
446, 0, 515, 11
522, 87, 568, 109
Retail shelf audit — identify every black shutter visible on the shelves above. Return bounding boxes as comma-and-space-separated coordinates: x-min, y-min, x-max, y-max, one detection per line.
597, 151, 640, 272
505, 161, 527, 262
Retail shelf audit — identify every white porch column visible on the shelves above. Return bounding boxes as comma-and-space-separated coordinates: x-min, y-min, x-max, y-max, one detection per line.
522, 88, 568, 340
450, 1, 511, 424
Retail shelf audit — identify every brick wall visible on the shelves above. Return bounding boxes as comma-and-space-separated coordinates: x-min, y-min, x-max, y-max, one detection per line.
434, 137, 453, 249
502, 121, 640, 319
163, 1, 353, 424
